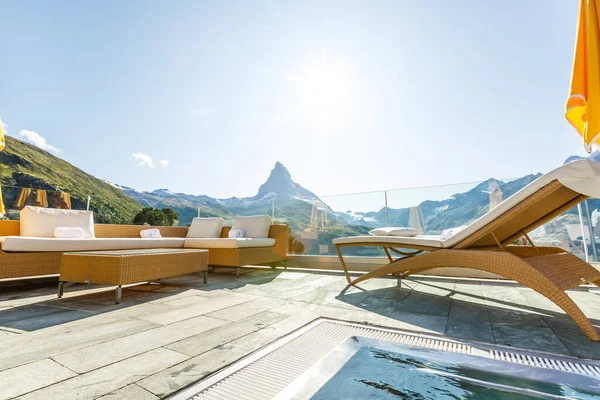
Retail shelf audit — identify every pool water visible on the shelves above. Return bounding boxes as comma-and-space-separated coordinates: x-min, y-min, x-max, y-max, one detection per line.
278, 337, 600, 399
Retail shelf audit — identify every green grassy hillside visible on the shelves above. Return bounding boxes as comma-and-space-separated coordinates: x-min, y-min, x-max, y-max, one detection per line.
0, 136, 142, 223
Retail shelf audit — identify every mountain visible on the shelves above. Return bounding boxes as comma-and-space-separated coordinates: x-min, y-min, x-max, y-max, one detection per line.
111, 156, 584, 254
115, 162, 339, 230
0, 136, 142, 223
218, 162, 332, 212
118, 186, 234, 225
256, 162, 317, 199
1, 135, 583, 255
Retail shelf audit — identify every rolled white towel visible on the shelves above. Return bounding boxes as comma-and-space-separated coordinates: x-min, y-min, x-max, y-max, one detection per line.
140, 228, 161, 238
228, 228, 245, 238
53, 227, 85, 239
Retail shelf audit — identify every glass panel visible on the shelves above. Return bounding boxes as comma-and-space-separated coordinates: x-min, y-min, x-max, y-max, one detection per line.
386, 180, 492, 234
292, 191, 386, 256
283, 178, 598, 263
2, 185, 79, 220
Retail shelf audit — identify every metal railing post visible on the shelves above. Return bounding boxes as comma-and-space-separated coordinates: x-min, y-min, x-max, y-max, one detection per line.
384, 191, 389, 227
86, 196, 91, 211
578, 204, 590, 263
584, 200, 598, 262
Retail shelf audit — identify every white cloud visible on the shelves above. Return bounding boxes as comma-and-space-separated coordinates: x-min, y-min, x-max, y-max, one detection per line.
17, 129, 60, 153
132, 152, 155, 168
159, 159, 170, 167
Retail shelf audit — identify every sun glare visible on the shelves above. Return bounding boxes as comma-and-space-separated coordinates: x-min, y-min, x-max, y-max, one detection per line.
292, 58, 355, 114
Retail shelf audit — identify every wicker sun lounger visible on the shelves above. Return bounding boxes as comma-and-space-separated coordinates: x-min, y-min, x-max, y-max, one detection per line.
334, 155, 600, 341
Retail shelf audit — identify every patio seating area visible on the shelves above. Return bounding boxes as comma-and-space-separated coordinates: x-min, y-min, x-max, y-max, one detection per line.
2, 267, 600, 399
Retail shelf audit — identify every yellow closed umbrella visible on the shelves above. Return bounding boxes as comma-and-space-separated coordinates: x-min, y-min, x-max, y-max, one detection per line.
35, 190, 48, 208
15, 188, 31, 209
0, 117, 5, 215
58, 192, 71, 209
566, 0, 600, 152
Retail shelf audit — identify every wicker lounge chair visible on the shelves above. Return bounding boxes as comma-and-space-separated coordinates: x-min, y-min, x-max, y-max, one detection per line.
334, 155, 600, 341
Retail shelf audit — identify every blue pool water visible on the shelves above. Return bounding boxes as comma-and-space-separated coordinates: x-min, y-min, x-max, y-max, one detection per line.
281, 337, 600, 399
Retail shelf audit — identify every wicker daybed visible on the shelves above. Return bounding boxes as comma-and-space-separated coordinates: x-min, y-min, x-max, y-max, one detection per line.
0, 220, 288, 280
334, 155, 600, 341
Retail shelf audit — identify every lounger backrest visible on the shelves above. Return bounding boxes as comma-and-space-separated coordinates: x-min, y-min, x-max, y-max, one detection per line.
442, 156, 600, 249
452, 181, 584, 249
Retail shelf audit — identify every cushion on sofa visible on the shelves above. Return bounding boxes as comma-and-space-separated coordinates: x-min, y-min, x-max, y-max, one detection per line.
184, 237, 275, 249
231, 215, 271, 238
187, 217, 224, 238
20, 206, 95, 238
0, 236, 185, 252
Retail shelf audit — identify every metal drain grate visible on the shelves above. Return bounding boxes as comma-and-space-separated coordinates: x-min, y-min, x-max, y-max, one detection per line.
488, 349, 600, 377
169, 319, 600, 400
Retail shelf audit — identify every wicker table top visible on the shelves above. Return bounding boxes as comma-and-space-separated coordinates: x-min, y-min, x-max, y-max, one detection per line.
63, 248, 208, 257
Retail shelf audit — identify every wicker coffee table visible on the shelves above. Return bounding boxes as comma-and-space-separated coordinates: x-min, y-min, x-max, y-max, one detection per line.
57, 248, 209, 304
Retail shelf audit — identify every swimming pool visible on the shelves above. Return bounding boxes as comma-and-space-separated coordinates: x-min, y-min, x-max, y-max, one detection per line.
176, 319, 600, 400
277, 336, 600, 399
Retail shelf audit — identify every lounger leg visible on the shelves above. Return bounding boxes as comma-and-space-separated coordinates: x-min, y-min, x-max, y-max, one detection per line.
335, 245, 352, 285
383, 247, 393, 263
236, 267, 240, 278
542, 289, 600, 341
115, 285, 122, 304
58, 281, 65, 298
203, 270, 208, 284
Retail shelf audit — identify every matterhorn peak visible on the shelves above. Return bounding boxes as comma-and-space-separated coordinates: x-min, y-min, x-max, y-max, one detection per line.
255, 162, 316, 199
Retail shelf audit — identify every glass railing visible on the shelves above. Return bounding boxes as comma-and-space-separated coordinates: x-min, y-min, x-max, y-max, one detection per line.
281, 179, 599, 263
4, 181, 597, 263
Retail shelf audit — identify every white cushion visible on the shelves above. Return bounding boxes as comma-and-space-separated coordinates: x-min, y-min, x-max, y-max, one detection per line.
231, 215, 271, 238
228, 228, 245, 238
332, 235, 443, 248
369, 227, 422, 237
184, 237, 275, 249
140, 228, 161, 238
20, 206, 95, 238
0, 237, 185, 252
53, 227, 84, 239
187, 217, 224, 238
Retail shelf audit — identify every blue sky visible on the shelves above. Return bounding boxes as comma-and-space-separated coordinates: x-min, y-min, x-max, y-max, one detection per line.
0, 0, 585, 203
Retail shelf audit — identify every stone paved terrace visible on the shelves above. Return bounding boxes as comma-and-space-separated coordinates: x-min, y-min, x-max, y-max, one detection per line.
2, 268, 600, 399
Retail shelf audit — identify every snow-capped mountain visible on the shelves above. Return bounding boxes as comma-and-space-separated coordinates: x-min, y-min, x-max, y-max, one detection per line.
111, 162, 334, 225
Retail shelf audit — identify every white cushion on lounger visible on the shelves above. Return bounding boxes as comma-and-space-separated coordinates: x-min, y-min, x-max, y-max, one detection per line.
20, 206, 95, 238
187, 217, 224, 238
184, 238, 275, 249
332, 235, 443, 248
369, 227, 421, 237
0, 237, 185, 252
231, 215, 271, 238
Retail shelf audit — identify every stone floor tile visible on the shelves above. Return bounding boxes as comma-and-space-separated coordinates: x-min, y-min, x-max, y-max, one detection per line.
19, 348, 188, 400
0, 359, 76, 400
52, 315, 226, 373
165, 311, 289, 357
205, 297, 286, 321
138, 329, 280, 398
96, 384, 159, 400
445, 301, 495, 343
0, 318, 158, 372
136, 293, 257, 325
